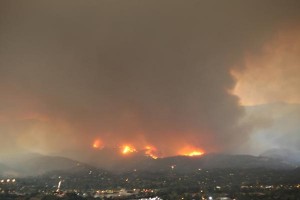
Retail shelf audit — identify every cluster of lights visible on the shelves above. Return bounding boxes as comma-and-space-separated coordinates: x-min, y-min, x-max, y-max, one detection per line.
0, 179, 16, 183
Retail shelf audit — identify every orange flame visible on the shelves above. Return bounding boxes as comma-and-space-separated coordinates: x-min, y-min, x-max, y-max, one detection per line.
178, 146, 205, 157
121, 145, 136, 155
145, 146, 158, 159
92, 139, 103, 149
186, 151, 204, 156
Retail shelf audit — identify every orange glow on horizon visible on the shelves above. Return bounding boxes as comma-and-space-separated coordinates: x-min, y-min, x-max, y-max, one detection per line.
186, 151, 204, 156
145, 145, 158, 159
92, 139, 103, 149
91, 140, 206, 158
178, 146, 205, 157
121, 145, 136, 155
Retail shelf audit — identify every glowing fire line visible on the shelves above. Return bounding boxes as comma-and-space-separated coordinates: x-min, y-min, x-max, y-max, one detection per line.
185, 151, 204, 156
145, 146, 158, 159
121, 145, 136, 155
179, 146, 205, 157
91, 141, 204, 158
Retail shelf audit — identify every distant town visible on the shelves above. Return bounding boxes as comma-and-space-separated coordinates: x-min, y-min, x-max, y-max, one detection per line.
1, 167, 300, 200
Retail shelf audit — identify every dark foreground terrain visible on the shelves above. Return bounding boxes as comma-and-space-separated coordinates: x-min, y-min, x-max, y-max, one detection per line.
1, 167, 300, 200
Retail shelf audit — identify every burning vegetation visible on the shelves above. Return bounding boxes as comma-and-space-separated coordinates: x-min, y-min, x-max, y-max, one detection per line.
91, 139, 205, 158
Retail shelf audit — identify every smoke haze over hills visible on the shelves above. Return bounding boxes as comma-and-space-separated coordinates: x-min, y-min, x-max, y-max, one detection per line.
0, 0, 300, 161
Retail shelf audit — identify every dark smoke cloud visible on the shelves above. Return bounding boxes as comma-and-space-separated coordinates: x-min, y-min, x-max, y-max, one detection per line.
0, 0, 300, 158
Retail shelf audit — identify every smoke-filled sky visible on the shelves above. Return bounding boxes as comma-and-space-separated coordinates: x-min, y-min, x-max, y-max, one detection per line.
1, 0, 300, 159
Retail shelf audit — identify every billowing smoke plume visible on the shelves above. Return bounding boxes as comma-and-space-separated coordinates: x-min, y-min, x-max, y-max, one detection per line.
232, 27, 300, 106
232, 27, 300, 154
0, 0, 300, 159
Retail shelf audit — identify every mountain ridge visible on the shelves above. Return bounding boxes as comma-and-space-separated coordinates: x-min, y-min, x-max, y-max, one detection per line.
0, 151, 297, 177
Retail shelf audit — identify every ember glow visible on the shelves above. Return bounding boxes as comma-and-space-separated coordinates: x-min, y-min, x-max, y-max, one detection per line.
145, 146, 158, 159
121, 145, 137, 155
